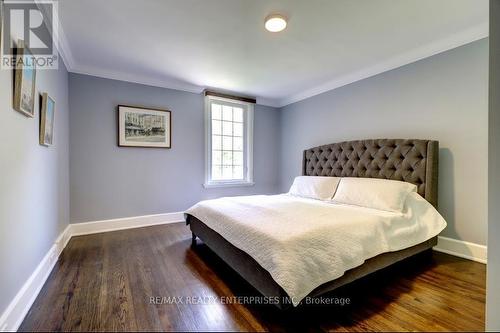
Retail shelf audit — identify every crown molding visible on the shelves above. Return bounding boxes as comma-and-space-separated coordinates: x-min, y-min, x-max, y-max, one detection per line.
34, 0, 75, 70
48, 10, 487, 109
255, 97, 281, 108
53, 13, 75, 71
69, 64, 205, 94
69, 64, 282, 107
277, 22, 488, 107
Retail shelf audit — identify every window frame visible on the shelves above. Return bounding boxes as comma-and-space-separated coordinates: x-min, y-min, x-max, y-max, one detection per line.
204, 95, 254, 188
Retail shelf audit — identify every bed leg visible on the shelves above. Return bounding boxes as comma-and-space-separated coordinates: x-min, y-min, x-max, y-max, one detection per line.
191, 233, 197, 247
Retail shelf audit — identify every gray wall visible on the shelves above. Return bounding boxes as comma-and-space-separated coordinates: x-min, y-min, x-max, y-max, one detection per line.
69, 74, 281, 223
279, 39, 488, 245
487, 0, 500, 329
0, 63, 70, 312
0, 31, 490, 325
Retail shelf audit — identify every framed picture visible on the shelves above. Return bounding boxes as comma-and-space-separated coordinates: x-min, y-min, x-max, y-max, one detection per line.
118, 105, 171, 148
40, 93, 55, 146
13, 39, 36, 117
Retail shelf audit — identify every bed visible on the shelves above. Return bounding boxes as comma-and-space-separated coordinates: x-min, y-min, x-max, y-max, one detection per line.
185, 139, 443, 308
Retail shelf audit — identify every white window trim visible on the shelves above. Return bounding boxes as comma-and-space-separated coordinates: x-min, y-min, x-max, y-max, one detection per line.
204, 95, 254, 188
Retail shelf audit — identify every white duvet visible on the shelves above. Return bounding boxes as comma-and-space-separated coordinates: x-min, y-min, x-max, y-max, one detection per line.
185, 193, 446, 306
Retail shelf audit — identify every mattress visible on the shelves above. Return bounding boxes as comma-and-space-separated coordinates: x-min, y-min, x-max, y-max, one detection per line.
185, 192, 446, 306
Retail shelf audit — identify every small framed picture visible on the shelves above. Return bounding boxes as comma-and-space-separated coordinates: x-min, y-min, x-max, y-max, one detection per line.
118, 105, 171, 148
40, 93, 55, 146
13, 39, 36, 117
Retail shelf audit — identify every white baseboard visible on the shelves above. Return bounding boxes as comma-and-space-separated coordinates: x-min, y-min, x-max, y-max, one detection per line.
434, 236, 487, 264
0, 212, 185, 332
69, 212, 185, 237
0, 225, 71, 332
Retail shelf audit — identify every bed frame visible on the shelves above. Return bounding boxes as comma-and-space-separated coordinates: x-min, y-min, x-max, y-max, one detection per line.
187, 139, 440, 308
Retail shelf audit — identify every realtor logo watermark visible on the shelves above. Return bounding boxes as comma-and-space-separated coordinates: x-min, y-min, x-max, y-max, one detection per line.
1, 0, 59, 70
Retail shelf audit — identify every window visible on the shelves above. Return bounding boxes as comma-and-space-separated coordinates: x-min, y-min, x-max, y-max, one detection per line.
204, 95, 254, 188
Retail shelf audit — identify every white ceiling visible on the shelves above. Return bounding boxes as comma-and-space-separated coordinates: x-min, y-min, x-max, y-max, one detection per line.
57, 0, 488, 107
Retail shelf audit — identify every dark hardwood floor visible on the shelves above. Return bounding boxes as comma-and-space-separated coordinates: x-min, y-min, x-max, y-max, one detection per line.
20, 223, 486, 332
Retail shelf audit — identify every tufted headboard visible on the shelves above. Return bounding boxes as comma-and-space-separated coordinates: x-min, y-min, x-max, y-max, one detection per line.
303, 139, 439, 208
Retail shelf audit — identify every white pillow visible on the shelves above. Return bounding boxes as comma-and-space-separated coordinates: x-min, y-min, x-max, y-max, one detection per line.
288, 176, 341, 201
332, 177, 418, 213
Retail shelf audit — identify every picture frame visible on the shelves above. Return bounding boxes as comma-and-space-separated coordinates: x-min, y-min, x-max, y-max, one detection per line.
13, 39, 36, 117
40, 93, 55, 146
118, 105, 171, 148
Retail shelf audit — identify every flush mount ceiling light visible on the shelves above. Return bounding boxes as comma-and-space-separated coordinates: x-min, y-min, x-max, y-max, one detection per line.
265, 14, 287, 32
